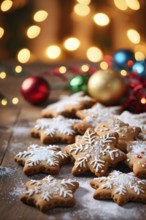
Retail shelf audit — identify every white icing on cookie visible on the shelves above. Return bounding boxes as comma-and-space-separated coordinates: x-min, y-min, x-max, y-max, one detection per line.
42, 92, 93, 113
69, 130, 121, 172
95, 170, 146, 195
35, 116, 80, 136
16, 144, 68, 167
25, 176, 77, 201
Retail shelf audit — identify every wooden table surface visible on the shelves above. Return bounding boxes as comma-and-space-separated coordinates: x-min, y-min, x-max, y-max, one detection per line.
1, 64, 146, 220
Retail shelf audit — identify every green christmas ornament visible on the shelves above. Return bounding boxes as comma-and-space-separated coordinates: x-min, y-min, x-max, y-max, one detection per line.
69, 75, 89, 93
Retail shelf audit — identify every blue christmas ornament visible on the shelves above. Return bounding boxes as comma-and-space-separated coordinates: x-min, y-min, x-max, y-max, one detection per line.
132, 60, 146, 79
113, 49, 135, 70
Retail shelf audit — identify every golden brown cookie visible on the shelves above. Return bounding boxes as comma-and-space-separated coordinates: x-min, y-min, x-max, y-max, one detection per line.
21, 175, 79, 212
76, 103, 122, 119
126, 141, 146, 178
65, 128, 126, 176
30, 116, 81, 144
14, 144, 69, 175
90, 170, 146, 206
95, 117, 141, 152
41, 92, 95, 118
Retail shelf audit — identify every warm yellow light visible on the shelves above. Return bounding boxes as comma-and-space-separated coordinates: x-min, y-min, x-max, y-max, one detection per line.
127, 29, 140, 44
0, 71, 6, 79
15, 65, 22, 73
33, 10, 48, 22
1, 99, 7, 106
1, 0, 13, 12
100, 61, 108, 70
59, 66, 67, 74
93, 13, 110, 26
77, 0, 91, 5
126, 0, 140, 10
120, 70, 127, 76
27, 25, 41, 39
86, 47, 103, 63
0, 27, 4, 38
12, 97, 19, 105
81, 64, 89, 72
17, 48, 31, 63
141, 98, 146, 104
74, 3, 90, 16
135, 51, 145, 61
114, 0, 128, 11
46, 45, 61, 59
64, 37, 80, 51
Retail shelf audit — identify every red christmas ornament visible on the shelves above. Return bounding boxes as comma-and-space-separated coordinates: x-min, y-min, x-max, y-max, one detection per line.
21, 76, 50, 104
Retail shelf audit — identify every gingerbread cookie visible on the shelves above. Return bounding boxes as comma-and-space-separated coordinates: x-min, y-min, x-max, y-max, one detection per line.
65, 128, 126, 176
95, 117, 141, 152
21, 175, 79, 212
14, 144, 69, 175
30, 116, 81, 144
76, 103, 122, 119
126, 141, 146, 178
41, 92, 95, 118
90, 170, 146, 206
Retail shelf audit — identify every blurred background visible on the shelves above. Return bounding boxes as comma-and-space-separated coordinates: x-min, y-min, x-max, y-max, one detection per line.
0, 0, 146, 63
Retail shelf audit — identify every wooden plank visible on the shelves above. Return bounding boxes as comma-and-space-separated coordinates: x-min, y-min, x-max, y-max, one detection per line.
0, 107, 20, 164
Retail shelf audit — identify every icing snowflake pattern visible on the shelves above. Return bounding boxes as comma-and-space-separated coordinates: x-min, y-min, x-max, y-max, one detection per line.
43, 92, 92, 113
25, 176, 77, 201
69, 129, 121, 172
16, 144, 68, 167
95, 170, 146, 195
35, 116, 80, 136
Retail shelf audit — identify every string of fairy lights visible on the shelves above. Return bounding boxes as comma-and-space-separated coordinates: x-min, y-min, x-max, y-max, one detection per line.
0, 0, 146, 107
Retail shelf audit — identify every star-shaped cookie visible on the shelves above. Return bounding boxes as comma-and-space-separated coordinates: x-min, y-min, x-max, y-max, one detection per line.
41, 92, 95, 118
14, 144, 69, 175
90, 170, 146, 206
95, 117, 141, 152
127, 141, 146, 178
30, 116, 81, 144
21, 175, 79, 212
65, 128, 126, 176
76, 103, 122, 119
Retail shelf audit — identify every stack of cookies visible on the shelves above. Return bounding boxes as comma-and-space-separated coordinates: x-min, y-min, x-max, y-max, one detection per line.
14, 92, 146, 212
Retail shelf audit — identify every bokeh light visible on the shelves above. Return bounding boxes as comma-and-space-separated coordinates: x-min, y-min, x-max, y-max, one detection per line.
17, 48, 31, 63
0, 71, 6, 79
93, 13, 110, 26
114, 0, 128, 11
12, 97, 19, 105
100, 61, 108, 70
127, 29, 140, 44
64, 37, 80, 51
1, 99, 7, 106
74, 3, 90, 16
15, 65, 22, 73
59, 66, 67, 74
126, 0, 140, 11
86, 47, 103, 62
46, 45, 61, 59
77, 0, 91, 5
27, 25, 41, 39
33, 10, 48, 22
0, 27, 4, 38
81, 64, 89, 72
0, 0, 13, 12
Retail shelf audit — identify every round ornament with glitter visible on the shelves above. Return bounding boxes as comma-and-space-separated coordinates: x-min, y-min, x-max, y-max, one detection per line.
21, 76, 50, 104
113, 49, 135, 70
88, 70, 127, 105
69, 75, 89, 93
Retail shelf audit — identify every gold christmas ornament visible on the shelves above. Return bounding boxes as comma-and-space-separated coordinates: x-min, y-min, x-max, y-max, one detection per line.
88, 70, 127, 105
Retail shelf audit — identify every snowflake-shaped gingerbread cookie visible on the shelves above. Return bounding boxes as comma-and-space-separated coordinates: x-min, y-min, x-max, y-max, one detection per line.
95, 117, 141, 152
30, 115, 81, 144
41, 92, 95, 118
14, 144, 69, 175
65, 128, 126, 176
127, 141, 146, 178
21, 175, 79, 212
90, 170, 146, 206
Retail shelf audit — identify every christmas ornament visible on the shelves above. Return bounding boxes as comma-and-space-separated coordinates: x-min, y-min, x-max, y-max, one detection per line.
21, 76, 50, 104
88, 70, 127, 105
113, 49, 135, 70
69, 75, 89, 93
132, 60, 146, 79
